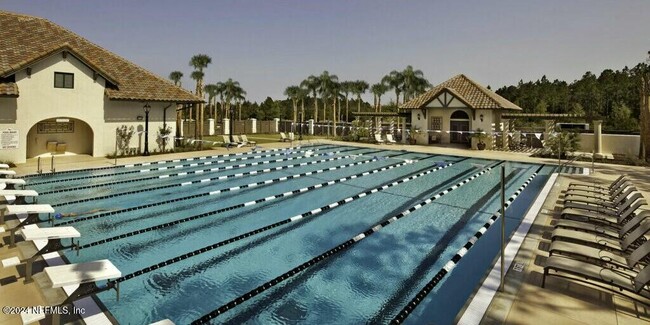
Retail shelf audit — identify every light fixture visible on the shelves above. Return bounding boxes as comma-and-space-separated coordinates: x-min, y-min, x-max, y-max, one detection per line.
143, 103, 151, 156
26, 67, 32, 77
136, 115, 143, 121
480, 114, 484, 122
417, 113, 421, 121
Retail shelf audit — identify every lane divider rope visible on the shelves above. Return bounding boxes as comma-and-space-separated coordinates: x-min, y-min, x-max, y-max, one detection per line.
41, 148, 360, 195
28, 145, 336, 186
190, 160, 499, 323
390, 165, 544, 324
113, 156, 442, 283
21, 143, 329, 178
54, 153, 413, 226
48, 149, 358, 205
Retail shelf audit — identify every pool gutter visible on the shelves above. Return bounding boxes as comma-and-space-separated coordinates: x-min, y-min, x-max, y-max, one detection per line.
455, 172, 558, 325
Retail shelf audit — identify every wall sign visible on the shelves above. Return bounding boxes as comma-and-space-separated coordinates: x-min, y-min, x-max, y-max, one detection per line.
0, 129, 19, 149
37, 121, 75, 134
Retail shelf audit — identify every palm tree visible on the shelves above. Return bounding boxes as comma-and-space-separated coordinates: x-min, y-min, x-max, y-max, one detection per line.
402, 65, 430, 102
222, 78, 243, 120
352, 80, 369, 113
169, 71, 184, 142
235, 89, 247, 121
301, 75, 320, 122
382, 70, 404, 109
318, 71, 339, 135
216, 81, 226, 120
284, 86, 302, 122
189, 54, 212, 144
169, 71, 183, 86
340, 81, 354, 122
371, 83, 389, 112
204, 84, 219, 120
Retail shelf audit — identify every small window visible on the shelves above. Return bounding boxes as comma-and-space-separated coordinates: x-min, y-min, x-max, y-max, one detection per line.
430, 116, 442, 131
54, 72, 74, 89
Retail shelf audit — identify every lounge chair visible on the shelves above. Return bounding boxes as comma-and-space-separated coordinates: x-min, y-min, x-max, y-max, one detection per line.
288, 132, 295, 141
232, 135, 247, 148
542, 254, 650, 302
548, 236, 650, 271
565, 182, 634, 200
386, 134, 397, 144
374, 134, 385, 144
564, 189, 641, 210
561, 196, 646, 221
567, 176, 627, 194
280, 132, 291, 142
554, 210, 650, 239
562, 199, 646, 227
240, 135, 257, 146
551, 220, 650, 253
563, 195, 645, 219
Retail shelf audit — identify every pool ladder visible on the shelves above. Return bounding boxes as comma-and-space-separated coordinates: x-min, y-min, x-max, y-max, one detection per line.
36, 156, 56, 174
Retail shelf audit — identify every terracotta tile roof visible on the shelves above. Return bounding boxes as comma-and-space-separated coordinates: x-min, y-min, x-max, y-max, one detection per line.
0, 82, 18, 97
0, 11, 202, 103
401, 74, 522, 110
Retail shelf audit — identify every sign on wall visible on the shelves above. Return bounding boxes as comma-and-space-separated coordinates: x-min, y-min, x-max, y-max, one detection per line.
0, 129, 19, 149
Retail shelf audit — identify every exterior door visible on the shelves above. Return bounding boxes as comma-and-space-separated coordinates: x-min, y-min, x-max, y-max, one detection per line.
450, 121, 469, 143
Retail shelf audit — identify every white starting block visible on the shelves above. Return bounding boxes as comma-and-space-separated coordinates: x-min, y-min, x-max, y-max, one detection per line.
2, 226, 80, 284
150, 319, 176, 325
0, 163, 9, 169
43, 260, 121, 325
20, 310, 46, 325
0, 178, 26, 189
0, 189, 39, 204
2, 204, 55, 249
0, 170, 16, 177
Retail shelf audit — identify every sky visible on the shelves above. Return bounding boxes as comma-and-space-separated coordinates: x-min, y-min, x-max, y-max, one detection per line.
2, 0, 648, 103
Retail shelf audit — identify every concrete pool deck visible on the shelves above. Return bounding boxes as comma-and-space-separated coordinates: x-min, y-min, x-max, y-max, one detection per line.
0, 139, 648, 324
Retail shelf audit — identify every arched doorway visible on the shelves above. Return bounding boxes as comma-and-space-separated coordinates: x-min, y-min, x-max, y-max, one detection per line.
26, 118, 94, 158
450, 110, 470, 144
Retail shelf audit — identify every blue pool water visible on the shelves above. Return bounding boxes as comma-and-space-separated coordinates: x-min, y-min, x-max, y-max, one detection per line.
25, 144, 554, 324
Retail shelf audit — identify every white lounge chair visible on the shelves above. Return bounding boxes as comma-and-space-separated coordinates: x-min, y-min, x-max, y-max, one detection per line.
280, 132, 291, 142
374, 134, 385, 144
386, 134, 397, 144
240, 135, 257, 146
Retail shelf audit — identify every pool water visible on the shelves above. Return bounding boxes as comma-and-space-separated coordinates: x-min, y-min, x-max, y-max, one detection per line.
25, 144, 554, 324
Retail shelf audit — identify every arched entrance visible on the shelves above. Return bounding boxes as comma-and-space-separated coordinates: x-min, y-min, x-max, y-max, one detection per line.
26, 117, 94, 158
450, 110, 470, 144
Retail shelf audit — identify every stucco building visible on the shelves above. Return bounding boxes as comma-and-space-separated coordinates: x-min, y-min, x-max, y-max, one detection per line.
401, 74, 523, 149
0, 11, 201, 163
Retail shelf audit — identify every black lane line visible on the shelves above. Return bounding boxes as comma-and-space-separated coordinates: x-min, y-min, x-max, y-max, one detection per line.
48, 148, 380, 207
27, 145, 338, 186
367, 167, 522, 323
390, 165, 544, 324
106, 156, 450, 287
38, 147, 361, 194
93, 156, 448, 258
21, 144, 330, 179
190, 160, 502, 324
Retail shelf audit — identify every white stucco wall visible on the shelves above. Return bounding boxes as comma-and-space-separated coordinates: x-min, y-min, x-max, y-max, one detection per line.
0, 52, 177, 163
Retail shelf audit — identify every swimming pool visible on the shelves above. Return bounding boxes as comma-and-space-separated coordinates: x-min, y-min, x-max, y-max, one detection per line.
25, 144, 556, 324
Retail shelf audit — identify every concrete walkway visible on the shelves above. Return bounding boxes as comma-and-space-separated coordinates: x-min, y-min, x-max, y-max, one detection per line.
1, 139, 648, 325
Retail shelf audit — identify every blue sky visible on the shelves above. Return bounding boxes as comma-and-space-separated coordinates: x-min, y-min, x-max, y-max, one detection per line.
2, 0, 648, 102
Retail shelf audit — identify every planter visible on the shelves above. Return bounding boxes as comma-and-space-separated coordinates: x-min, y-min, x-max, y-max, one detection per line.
408, 138, 417, 145
477, 142, 486, 150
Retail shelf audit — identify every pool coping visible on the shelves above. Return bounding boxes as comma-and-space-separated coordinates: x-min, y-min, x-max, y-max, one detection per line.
455, 172, 559, 325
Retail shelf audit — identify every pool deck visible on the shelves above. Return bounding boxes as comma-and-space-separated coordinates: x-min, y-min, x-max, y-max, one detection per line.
1, 139, 648, 325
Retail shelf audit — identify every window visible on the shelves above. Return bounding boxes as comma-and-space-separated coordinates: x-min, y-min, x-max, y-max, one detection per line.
54, 72, 74, 88
430, 116, 442, 131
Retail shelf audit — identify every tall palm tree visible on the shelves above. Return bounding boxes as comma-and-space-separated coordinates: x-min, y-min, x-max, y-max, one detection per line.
301, 75, 320, 122
318, 71, 339, 134
298, 86, 308, 123
204, 84, 219, 119
169, 71, 183, 86
284, 86, 301, 122
382, 70, 404, 109
189, 54, 212, 143
235, 89, 247, 121
190, 70, 205, 139
222, 78, 243, 120
340, 81, 354, 122
352, 80, 369, 113
402, 65, 430, 102
371, 83, 389, 112
169, 71, 184, 141
216, 82, 226, 120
